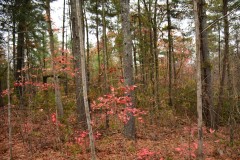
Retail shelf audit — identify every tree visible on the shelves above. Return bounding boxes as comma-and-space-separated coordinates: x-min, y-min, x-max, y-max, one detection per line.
217, 0, 229, 129
70, 0, 87, 129
0, 49, 6, 108
7, 29, 12, 160
194, 0, 204, 159
45, 0, 64, 118
200, 0, 214, 129
102, 0, 110, 128
137, 0, 145, 84
167, 0, 173, 107
15, 0, 30, 97
61, 0, 68, 95
121, 0, 135, 140
75, 0, 96, 159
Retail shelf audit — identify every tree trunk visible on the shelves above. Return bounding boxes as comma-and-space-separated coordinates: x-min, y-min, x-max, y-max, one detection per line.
62, 0, 68, 95
46, 0, 64, 118
121, 0, 136, 140
12, 6, 16, 77
84, 7, 90, 90
217, 0, 229, 129
167, 0, 173, 107
153, 0, 160, 109
133, 42, 138, 79
102, 0, 110, 128
194, 0, 203, 159
218, 22, 221, 77
16, 14, 25, 97
75, 0, 97, 159
132, 18, 138, 79
200, 0, 214, 129
227, 52, 234, 146
95, 0, 101, 84
137, 0, 145, 84
143, 0, 155, 123
0, 79, 3, 108
70, 0, 87, 129
7, 29, 13, 160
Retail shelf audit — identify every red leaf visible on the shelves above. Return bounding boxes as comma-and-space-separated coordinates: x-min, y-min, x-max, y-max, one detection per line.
175, 147, 182, 152
209, 128, 215, 134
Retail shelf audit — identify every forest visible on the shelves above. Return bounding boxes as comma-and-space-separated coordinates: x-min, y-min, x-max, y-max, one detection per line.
0, 0, 240, 159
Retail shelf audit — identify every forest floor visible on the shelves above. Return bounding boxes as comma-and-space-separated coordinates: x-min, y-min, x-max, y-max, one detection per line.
0, 107, 239, 160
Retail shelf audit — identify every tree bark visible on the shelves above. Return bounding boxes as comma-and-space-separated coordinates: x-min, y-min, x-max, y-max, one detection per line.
194, 0, 203, 159
121, 0, 136, 140
200, 0, 214, 129
217, 0, 229, 129
46, 0, 64, 118
70, 0, 87, 129
102, 0, 110, 128
62, 0, 68, 95
16, 13, 25, 97
7, 30, 12, 160
142, 0, 156, 123
75, 0, 97, 159
137, 0, 145, 84
12, 5, 16, 77
153, 0, 160, 110
84, 7, 90, 90
95, 0, 101, 84
167, 0, 173, 107
0, 79, 3, 108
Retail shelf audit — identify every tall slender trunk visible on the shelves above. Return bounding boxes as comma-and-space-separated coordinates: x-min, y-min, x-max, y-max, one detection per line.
7, 29, 12, 160
96, 0, 101, 84
0, 79, 3, 108
70, 0, 87, 129
84, 7, 90, 89
153, 0, 159, 109
102, 0, 109, 128
143, 0, 155, 123
16, 16, 25, 97
236, 31, 239, 57
137, 0, 145, 84
102, 0, 108, 79
172, 42, 176, 81
121, 0, 136, 140
217, 0, 229, 129
227, 52, 234, 145
133, 17, 138, 78
62, 0, 68, 95
194, 0, 203, 159
218, 22, 221, 77
167, 0, 173, 107
12, 6, 16, 76
75, 0, 97, 159
15, 0, 31, 99
200, 0, 214, 129
133, 42, 138, 79
46, 0, 64, 118
61, 0, 66, 58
